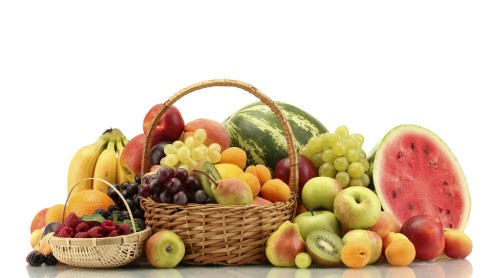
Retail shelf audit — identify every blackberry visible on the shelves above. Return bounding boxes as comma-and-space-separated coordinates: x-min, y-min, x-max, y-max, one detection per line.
26, 251, 45, 267
117, 210, 130, 221
134, 218, 146, 231
107, 204, 121, 214
44, 253, 58, 266
94, 208, 109, 219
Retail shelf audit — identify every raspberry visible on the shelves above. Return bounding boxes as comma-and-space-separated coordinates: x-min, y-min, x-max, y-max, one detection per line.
88, 226, 104, 238
74, 232, 90, 238
26, 251, 45, 267
44, 253, 58, 266
65, 212, 82, 229
75, 222, 90, 233
101, 220, 116, 233
87, 221, 101, 228
117, 223, 131, 235
107, 230, 119, 237
57, 226, 74, 238
53, 223, 66, 236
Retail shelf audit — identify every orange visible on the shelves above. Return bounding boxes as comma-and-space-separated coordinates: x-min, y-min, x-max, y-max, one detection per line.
45, 204, 65, 224
65, 189, 115, 218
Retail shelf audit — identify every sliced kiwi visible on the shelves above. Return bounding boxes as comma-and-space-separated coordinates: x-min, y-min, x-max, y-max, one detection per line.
195, 161, 221, 201
305, 229, 344, 267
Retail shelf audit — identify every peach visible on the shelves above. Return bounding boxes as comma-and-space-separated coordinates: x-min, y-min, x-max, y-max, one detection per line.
369, 211, 401, 239
253, 196, 272, 205
120, 133, 146, 180
30, 207, 48, 233
182, 118, 231, 151
443, 228, 473, 259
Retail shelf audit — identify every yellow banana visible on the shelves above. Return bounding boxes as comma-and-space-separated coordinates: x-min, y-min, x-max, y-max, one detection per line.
67, 131, 111, 194
93, 138, 117, 193
116, 137, 135, 184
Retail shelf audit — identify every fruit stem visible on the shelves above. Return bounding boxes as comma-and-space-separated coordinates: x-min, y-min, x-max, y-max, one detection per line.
192, 169, 218, 185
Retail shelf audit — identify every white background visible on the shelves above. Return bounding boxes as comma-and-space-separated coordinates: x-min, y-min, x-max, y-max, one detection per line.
1, 1, 499, 277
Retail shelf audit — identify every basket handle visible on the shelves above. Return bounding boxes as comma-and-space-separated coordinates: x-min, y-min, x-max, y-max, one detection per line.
140, 79, 299, 194
63, 178, 138, 233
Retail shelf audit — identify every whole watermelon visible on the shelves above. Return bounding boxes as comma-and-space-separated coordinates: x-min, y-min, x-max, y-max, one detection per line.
222, 101, 328, 170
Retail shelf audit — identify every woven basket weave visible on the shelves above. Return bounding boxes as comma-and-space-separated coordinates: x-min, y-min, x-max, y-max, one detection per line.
48, 178, 151, 268
140, 79, 299, 265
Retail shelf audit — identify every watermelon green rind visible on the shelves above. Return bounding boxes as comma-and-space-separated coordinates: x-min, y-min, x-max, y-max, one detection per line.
222, 101, 328, 170
368, 124, 471, 231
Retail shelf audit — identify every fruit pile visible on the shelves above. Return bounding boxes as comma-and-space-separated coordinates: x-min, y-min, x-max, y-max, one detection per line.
27, 96, 473, 270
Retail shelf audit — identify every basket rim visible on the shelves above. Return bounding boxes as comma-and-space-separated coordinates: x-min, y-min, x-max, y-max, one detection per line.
48, 226, 151, 247
140, 79, 299, 194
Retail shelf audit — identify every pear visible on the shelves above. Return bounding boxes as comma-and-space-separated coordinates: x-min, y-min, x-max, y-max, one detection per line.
211, 178, 254, 205
265, 221, 306, 267
193, 168, 253, 205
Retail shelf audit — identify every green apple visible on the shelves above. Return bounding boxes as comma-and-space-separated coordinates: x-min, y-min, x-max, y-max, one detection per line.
145, 230, 185, 268
342, 229, 383, 264
301, 177, 343, 212
333, 186, 381, 230
293, 210, 342, 240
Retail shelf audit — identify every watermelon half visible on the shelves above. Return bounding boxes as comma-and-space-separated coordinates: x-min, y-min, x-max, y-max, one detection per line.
368, 124, 471, 231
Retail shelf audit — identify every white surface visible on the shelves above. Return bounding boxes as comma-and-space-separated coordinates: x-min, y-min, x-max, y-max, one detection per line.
1, 1, 498, 277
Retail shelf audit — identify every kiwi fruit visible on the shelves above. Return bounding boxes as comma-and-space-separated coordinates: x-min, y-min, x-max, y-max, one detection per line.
194, 161, 221, 201
305, 229, 344, 267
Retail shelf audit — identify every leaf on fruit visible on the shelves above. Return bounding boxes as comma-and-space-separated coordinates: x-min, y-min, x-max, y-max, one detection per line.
81, 213, 106, 222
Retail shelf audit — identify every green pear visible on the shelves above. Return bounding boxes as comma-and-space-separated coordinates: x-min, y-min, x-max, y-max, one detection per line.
212, 178, 254, 205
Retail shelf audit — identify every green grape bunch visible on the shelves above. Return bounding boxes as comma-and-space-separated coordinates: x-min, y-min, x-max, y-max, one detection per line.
299, 125, 370, 188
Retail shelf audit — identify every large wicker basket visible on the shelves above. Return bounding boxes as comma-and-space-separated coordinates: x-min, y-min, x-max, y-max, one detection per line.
48, 178, 151, 268
140, 79, 300, 265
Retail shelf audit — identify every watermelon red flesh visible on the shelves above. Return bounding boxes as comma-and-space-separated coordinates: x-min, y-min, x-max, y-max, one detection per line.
370, 124, 471, 231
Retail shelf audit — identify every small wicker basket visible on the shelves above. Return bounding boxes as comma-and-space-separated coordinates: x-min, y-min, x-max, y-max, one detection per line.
140, 79, 299, 265
48, 178, 151, 268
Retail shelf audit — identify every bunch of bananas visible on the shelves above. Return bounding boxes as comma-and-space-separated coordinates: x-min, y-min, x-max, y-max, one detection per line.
67, 128, 135, 194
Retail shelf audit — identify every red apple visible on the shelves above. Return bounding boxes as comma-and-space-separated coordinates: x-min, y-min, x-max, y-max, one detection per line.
400, 215, 445, 261
143, 104, 184, 147
121, 133, 146, 180
274, 154, 317, 198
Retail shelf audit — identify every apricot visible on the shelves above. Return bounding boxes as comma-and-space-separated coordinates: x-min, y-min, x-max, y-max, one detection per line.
245, 164, 272, 186
443, 228, 473, 259
341, 241, 371, 269
237, 172, 261, 198
385, 238, 416, 267
35, 232, 53, 255
220, 147, 247, 170
382, 232, 408, 258
261, 179, 291, 202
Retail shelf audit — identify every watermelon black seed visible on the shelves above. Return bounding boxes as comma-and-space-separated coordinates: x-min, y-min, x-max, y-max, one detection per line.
448, 223, 453, 228
398, 150, 403, 158
438, 207, 443, 213
407, 203, 414, 210
410, 143, 415, 150
446, 209, 450, 215
423, 145, 430, 155
392, 190, 397, 198
443, 181, 448, 186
